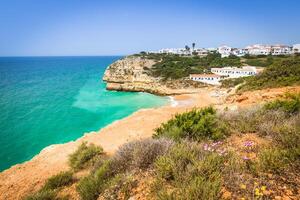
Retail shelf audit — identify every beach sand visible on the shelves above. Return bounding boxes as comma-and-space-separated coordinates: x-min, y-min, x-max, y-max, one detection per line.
0, 88, 220, 200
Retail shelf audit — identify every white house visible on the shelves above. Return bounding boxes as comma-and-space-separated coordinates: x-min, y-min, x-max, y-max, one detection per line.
271, 45, 292, 55
189, 74, 225, 85
218, 45, 232, 58
211, 66, 262, 78
194, 48, 209, 56
246, 44, 272, 55
231, 48, 248, 57
158, 48, 191, 55
293, 44, 300, 54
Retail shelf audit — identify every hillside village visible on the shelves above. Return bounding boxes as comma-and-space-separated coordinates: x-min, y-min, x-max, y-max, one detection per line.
146, 43, 300, 85
150, 43, 300, 57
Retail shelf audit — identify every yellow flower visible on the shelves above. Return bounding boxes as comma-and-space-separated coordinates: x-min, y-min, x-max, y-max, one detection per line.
241, 198, 245, 200
240, 184, 247, 189
254, 182, 258, 185
255, 188, 260, 196
261, 186, 267, 191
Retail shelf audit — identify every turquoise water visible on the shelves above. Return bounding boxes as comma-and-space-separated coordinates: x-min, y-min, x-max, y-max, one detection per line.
0, 56, 168, 171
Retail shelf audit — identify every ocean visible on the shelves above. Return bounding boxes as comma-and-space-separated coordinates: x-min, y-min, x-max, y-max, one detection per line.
0, 56, 168, 171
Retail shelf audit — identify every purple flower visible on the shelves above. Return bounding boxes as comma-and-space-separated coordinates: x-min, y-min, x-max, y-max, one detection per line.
244, 141, 255, 147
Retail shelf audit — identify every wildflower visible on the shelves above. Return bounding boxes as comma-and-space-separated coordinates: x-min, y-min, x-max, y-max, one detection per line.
244, 141, 255, 147
255, 188, 260, 196
203, 144, 208, 151
217, 149, 226, 156
261, 186, 267, 191
240, 184, 247, 189
242, 156, 250, 160
255, 188, 263, 196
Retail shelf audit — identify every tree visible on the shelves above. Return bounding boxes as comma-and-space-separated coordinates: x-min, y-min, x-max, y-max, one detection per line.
192, 43, 196, 51
185, 45, 190, 52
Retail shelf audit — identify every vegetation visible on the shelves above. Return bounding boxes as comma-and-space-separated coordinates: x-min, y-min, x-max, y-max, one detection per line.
264, 93, 300, 114
134, 52, 241, 80
238, 58, 300, 91
76, 138, 175, 200
25, 94, 300, 200
69, 142, 104, 170
25, 190, 57, 200
154, 107, 229, 141
43, 171, 73, 191
153, 142, 225, 200
25, 171, 73, 200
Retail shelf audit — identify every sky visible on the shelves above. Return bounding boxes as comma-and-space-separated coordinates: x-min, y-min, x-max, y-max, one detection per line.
0, 0, 300, 56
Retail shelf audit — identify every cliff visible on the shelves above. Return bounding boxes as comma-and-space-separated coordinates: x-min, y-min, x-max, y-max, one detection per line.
103, 56, 205, 95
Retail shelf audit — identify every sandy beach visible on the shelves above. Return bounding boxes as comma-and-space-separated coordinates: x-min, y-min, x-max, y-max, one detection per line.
0, 88, 220, 200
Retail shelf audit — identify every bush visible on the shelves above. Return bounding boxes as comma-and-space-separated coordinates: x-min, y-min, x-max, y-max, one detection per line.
43, 171, 73, 190
154, 107, 229, 141
25, 190, 57, 200
111, 138, 175, 172
153, 142, 224, 200
264, 93, 300, 114
69, 142, 103, 170
257, 148, 289, 172
76, 161, 112, 200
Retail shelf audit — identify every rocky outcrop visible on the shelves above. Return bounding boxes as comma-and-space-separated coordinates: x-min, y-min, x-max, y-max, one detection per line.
103, 56, 205, 95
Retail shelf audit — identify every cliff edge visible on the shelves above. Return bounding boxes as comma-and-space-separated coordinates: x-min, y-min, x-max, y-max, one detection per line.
103, 56, 205, 95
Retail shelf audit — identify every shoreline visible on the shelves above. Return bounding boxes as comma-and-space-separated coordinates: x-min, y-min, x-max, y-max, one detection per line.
1, 85, 298, 199
0, 88, 221, 200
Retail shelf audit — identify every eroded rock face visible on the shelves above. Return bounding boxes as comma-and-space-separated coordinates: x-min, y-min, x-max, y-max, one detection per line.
103, 56, 171, 95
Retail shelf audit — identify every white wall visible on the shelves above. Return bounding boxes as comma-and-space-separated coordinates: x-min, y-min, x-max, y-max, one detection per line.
190, 76, 221, 85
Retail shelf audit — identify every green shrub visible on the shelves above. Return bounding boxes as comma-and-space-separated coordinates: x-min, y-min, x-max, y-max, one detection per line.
43, 171, 73, 190
257, 148, 289, 172
153, 142, 224, 200
264, 93, 300, 114
76, 161, 112, 200
154, 107, 229, 141
69, 142, 103, 170
25, 190, 57, 200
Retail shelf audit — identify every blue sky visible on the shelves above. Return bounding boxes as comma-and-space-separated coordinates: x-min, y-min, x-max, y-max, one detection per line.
0, 0, 300, 56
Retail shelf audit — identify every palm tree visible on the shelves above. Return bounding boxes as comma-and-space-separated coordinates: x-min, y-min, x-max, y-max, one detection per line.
185, 45, 190, 52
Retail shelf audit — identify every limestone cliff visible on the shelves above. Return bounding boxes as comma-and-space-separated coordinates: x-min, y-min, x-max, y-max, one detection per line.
103, 56, 205, 95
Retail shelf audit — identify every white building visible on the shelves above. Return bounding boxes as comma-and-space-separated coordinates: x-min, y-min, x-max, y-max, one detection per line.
218, 45, 232, 58
189, 74, 225, 85
231, 48, 248, 57
246, 44, 272, 55
194, 48, 209, 56
158, 48, 191, 55
211, 66, 262, 78
293, 44, 300, 54
271, 45, 292, 55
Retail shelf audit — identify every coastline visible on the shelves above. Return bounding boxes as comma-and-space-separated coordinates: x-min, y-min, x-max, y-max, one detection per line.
0, 88, 221, 200
1, 85, 299, 199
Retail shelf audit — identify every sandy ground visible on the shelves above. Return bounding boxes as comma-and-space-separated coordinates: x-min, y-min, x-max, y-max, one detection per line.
0, 86, 299, 200
0, 88, 219, 200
